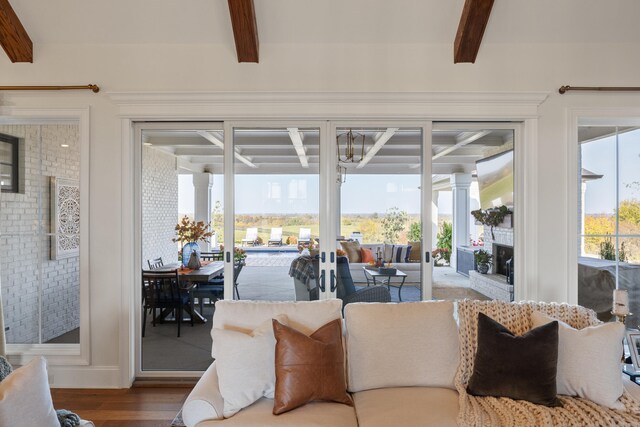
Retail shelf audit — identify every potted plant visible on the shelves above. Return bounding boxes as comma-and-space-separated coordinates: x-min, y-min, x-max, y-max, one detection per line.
234, 247, 247, 265
173, 216, 214, 267
474, 249, 493, 274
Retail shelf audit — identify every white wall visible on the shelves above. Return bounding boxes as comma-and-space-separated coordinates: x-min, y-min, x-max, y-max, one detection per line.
1, 41, 640, 386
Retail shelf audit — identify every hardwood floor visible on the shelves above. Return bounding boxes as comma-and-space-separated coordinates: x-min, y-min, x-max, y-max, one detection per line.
51, 386, 193, 426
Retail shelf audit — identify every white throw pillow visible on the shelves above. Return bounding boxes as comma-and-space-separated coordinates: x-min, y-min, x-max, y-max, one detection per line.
212, 314, 288, 418
531, 311, 625, 409
345, 301, 459, 392
0, 357, 59, 427
210, 299, 343, 358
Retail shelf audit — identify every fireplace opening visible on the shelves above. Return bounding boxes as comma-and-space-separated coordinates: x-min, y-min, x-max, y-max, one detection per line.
493, 244, 514, 276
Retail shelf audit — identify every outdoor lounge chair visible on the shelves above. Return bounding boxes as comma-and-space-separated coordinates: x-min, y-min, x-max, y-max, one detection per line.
298, 227, 312, 245
268, 227, 283, 246
241, 227, 259, 246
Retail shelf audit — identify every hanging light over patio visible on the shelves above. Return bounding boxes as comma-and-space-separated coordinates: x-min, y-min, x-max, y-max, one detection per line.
336, 129, 365, 163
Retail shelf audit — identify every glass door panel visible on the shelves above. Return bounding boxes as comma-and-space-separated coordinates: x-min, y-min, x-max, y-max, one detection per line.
232, 127, 321, 301
431, 125, 515, 302
334, 126, 424, 302
139, 123, 223, 372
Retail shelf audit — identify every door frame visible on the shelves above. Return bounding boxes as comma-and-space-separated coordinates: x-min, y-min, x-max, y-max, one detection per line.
117, 91, 545, 385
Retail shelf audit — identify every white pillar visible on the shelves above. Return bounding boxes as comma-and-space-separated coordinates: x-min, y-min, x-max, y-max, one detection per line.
450, 173, 472, 270
431, 190, 439, 249
193, 173, 214, 251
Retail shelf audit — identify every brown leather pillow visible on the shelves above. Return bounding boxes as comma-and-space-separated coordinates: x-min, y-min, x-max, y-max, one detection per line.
467, 312, 561, 407
272, 319, 353, 415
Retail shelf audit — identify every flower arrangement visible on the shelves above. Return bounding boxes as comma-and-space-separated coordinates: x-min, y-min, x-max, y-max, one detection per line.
234, 248, 247, 263
431, 247, 450, 265
172, 216, 214, 244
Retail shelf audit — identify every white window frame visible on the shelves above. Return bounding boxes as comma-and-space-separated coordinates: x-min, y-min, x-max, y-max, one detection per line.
567, 109, 640, 303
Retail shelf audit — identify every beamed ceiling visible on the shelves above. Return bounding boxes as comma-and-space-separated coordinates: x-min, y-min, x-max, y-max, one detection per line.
2, 1, 640, 64
143, 128, 513, 177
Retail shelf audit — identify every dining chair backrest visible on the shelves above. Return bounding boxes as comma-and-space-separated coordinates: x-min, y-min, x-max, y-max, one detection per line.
270, 227, 282, 240
299, 228, 311, 240
147, 257, 164, 269
141, 269, 181, 307
201, 251, 224, 261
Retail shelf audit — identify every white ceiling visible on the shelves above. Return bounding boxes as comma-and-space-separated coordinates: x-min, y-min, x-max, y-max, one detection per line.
10, 0, 640, 45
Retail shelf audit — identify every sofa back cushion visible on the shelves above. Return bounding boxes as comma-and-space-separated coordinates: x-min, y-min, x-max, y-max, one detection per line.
210, 299, 343, 358
344, 301, 459, 392
340, 240, 361, 263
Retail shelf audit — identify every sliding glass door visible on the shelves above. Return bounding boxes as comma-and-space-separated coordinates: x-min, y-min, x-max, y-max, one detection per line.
229, 125, 323, 302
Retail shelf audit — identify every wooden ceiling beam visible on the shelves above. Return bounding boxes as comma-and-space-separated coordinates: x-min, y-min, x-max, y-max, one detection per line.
453, 0, 494, 64
227, 0, 259, 63
0, 0, 32, 63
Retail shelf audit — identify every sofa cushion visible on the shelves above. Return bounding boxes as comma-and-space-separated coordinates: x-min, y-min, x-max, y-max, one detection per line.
211, 300, 343, 358
390, 245, 411, 263
195, 398, 358, 427
408, 241, 421, 262
360, 248, 375, 264
340, 240, 361, 263
531, 311, 625, 409
273, 319, 353, 415
212, 315, 288, 417
467, 312, 561, 407
344, 301, 459, 392
353, 387, 458, 427
0, 357, 59, 427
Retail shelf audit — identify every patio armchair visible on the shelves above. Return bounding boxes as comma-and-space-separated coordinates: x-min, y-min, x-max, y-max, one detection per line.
298, 227, 312, 245
268, 227, 283, 246
241, 227, 259, 246
311, 256, 391, 308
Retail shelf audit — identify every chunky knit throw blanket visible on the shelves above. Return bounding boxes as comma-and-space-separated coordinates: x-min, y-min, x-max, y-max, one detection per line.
456, 300, 640, 426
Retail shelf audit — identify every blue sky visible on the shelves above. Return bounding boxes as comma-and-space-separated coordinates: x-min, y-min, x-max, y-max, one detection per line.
581, 129, 640, 214
178, 174, 454, 215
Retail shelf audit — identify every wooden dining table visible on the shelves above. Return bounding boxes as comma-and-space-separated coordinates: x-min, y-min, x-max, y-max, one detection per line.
154, 260, 224, 323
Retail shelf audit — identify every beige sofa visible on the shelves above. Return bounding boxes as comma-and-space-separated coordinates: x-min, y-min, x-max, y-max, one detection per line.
182, 299, 640, 427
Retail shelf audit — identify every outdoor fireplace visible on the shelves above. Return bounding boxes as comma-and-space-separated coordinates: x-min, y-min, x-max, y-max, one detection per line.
493, 244, 514, 277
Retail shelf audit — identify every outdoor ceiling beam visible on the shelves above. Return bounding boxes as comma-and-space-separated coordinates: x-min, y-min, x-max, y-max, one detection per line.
227, 0, 259, 63
432, 130, 490, 160
454, 0, 494, 64
356, 128, 399, 169
196, 130, 258, 168
287, 128, 309, 168
0, 0, 32, 62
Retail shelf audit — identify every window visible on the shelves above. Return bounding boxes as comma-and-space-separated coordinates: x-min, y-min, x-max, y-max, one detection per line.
0, 133, 19, 193
578, 125, 640, 325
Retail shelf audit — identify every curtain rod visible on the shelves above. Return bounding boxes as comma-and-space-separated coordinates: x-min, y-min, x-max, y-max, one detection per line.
0, 84, 99, 93
559, 85, 640, 94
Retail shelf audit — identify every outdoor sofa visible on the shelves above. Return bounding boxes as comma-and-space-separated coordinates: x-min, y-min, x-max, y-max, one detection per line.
347, 243, 421, 284
182, 299, 640, 426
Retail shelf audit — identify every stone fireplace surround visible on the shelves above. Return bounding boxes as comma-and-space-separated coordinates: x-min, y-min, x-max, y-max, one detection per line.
469, 218, 514, 301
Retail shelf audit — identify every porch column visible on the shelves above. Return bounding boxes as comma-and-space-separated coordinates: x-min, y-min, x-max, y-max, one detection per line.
431, 190, 439, 249
450, 173, 472, 270
193, 173, 214, 251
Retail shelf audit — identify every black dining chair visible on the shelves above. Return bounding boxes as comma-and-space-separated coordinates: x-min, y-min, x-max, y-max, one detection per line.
192, 262, 244, 313
200, 252, 224, 261
142, 269, 193, 337
147, 257, 164, 269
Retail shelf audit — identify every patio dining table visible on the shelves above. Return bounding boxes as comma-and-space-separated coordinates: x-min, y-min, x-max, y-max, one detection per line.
154, 260, 224, 323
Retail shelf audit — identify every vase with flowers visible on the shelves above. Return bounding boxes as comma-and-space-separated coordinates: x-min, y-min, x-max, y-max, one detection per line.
173, 216, 214, 268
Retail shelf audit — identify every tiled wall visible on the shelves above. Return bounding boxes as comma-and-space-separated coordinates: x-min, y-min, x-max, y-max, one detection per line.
142, 146, 179, 267
0, 124, 80, 343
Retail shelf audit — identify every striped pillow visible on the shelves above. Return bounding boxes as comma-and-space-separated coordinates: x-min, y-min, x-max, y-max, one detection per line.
391, 245, 412, 263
